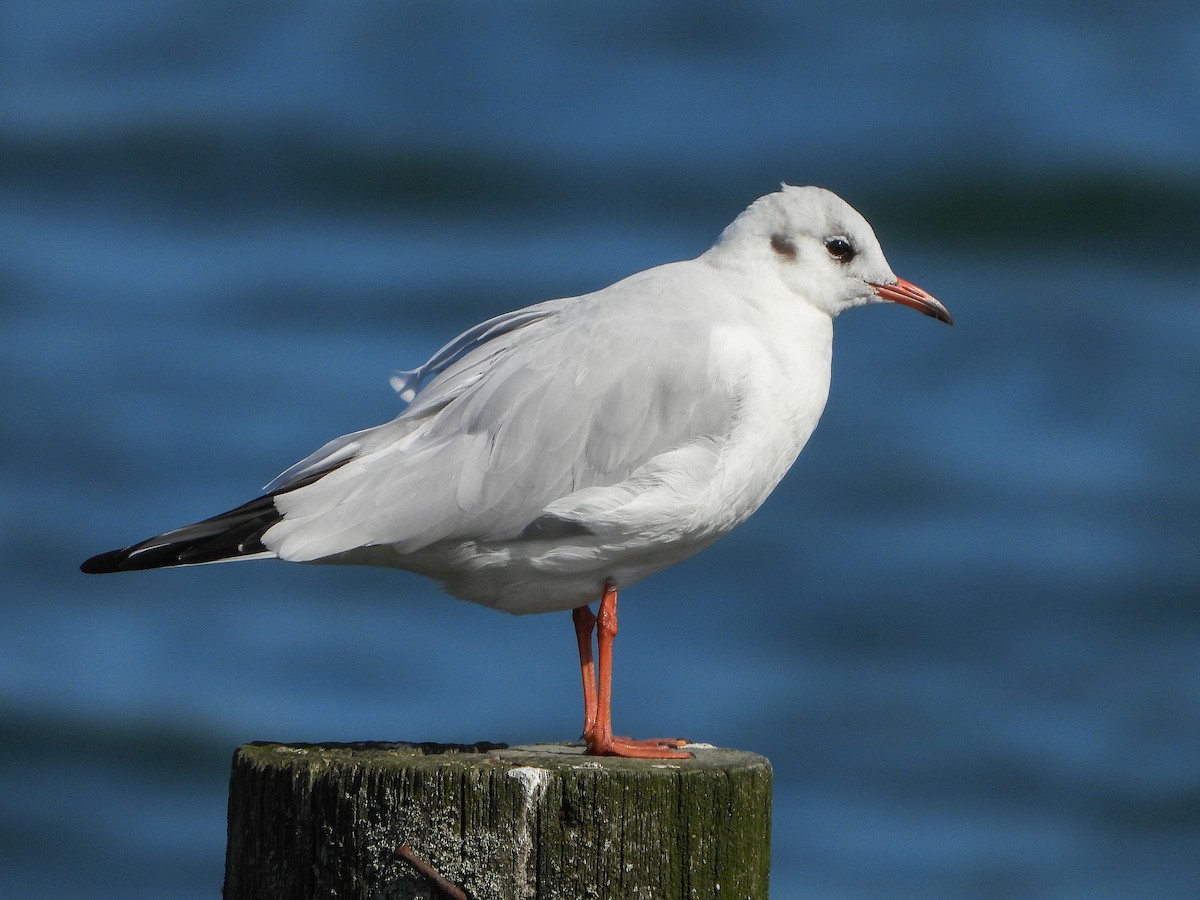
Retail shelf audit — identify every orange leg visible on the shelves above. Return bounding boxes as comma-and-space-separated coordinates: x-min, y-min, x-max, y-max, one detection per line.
573, 579, 690, 759
572, 604, 598, 740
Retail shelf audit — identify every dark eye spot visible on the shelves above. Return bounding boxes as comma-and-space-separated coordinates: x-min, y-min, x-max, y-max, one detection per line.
825, 236, 855, 261
770, 233, 797, 259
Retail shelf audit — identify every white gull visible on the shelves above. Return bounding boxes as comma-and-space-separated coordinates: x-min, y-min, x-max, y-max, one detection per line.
82, 185, 952, 757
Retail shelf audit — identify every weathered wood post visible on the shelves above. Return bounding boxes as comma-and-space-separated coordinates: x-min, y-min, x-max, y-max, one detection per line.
224, 740, 771, 900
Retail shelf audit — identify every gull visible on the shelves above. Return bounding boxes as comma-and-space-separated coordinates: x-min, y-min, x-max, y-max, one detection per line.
82, 185, 952, 758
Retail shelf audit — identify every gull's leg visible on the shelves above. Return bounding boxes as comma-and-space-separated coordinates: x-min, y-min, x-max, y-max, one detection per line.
572, 604, 598, 741
586, 579, 691, 759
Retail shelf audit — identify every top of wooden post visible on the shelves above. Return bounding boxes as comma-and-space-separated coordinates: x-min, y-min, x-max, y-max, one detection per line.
226, 740, 772, 900
234, 737, 769, 773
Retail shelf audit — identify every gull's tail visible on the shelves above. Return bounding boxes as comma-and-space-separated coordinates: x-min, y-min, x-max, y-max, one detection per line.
80, 494, 281, 573
80, 461, 350, 575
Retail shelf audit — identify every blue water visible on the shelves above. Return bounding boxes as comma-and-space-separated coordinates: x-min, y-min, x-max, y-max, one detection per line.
4, 2, 1199, 897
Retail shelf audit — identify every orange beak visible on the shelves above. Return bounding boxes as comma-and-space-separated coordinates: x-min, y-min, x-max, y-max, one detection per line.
870, 277, 953, 325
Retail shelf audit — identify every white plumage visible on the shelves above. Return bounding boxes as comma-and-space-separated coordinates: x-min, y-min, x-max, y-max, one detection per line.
84, 185, 951, 617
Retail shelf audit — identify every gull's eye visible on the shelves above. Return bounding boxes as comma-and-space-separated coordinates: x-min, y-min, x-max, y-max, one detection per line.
825, 236, 855, 262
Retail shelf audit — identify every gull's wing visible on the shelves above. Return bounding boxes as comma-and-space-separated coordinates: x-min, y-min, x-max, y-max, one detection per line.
261, 302, 562, 494
264, 266, 739, 562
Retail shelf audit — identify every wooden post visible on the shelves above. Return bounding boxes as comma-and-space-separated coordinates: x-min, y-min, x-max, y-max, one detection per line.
224, 740, 771, 900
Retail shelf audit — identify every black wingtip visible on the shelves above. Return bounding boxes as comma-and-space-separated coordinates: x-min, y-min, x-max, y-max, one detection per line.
78, 461, 347, 577
80, 548, 138, 574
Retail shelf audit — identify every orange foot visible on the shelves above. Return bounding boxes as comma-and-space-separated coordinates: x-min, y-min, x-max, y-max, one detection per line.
586, 734, 691, 759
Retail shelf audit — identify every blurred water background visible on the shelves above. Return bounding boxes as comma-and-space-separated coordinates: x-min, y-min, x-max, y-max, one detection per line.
4, 1, 1199, 897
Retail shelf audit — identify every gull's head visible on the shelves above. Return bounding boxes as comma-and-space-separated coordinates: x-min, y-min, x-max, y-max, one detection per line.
707, 184, 952, 325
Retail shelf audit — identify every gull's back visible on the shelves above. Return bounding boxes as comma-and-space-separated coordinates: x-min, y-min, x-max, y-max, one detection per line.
262, 260, 746, 601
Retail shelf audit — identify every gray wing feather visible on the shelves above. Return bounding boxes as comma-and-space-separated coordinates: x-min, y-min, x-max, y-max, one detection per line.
267, 281, 737, 561
389, 306, 558, 402
264, 302, 562, 493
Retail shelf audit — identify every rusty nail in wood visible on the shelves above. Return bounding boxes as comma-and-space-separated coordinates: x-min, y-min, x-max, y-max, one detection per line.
394, 841, 469, 900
